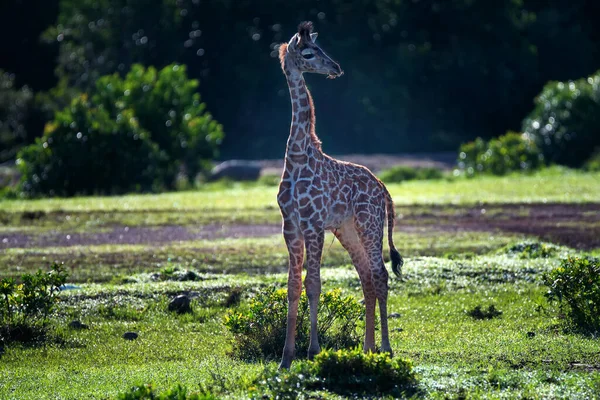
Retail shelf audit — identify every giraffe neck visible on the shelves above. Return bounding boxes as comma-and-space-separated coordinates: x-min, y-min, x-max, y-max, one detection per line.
284, 61, 322, 162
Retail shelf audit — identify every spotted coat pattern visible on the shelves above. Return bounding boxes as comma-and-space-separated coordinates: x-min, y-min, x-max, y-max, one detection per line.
277, 22, 403, 370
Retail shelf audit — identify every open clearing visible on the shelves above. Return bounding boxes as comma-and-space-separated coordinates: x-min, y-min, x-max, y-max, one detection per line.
1, 169, 599, 399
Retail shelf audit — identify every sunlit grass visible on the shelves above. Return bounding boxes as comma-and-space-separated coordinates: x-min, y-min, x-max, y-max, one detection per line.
1, 169, 599, 213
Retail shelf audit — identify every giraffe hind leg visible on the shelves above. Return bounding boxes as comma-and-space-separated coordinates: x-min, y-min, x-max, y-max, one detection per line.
353, 199, 393, 355
333, 221, 377, 352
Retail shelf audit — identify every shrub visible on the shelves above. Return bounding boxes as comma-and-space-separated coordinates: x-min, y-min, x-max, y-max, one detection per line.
93, 64, 224, 184
224, 287, 363, 361
543, 256, 600, 333
17, 96, 165, 196
117, 384, 217, 400
498, 241, 562, 259
457, 132, 544, 177
0, 263, 68, 344
17, 64, 224, 196
522, 71, 600, 167
583, 150, 600, 172
253, 349, 415, 398
378, 165, 443, 183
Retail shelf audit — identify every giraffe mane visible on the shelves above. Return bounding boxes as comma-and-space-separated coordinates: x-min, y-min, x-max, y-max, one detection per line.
304, 88, 322, 150
278, 43, 288, 71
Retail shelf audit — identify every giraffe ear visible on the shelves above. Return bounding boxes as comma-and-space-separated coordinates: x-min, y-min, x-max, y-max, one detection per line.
310, 32, 318, 43
287, 33, 299, 51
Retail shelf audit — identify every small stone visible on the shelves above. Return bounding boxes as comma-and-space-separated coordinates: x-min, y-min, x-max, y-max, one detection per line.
168, 294, 191, 313
69, 320, 89, 330
122, 332, 138, 340
389, 312, 401, 319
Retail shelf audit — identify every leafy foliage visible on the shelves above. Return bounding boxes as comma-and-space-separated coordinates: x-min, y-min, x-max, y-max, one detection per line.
378, 165, 443, 183
224, 287, 363, 361
93, 64, 223, 182
252, 349, 415, 398
457, 132, 544, 176
17, 64, 223, 196
117, 384, 217, 400
583, 150, 600, 172
0, 70, 33, 163
38, 0, 600, 158
544, 256, 600, 333
498, 241, 562, 259
0, 263, 67, 344
17, 95, 165, 196
523, 71, 600, 167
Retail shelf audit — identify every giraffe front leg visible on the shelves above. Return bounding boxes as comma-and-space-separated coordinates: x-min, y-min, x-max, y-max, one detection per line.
304, 229, 324, 360
279, 228, 304, 370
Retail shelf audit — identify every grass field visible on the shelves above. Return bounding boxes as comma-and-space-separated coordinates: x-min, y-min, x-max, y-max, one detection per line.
1, 168, 599, 399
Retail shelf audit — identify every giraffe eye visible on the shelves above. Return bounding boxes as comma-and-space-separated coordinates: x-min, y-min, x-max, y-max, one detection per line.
302, 53, 315, 60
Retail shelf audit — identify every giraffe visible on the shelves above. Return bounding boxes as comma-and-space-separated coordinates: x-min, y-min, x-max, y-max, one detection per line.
277, 21, 404, 369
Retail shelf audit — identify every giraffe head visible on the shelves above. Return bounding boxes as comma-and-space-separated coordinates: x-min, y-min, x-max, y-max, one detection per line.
279, 21, 343, 79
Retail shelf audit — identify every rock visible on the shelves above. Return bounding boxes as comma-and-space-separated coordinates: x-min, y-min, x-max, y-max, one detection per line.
122, 332, 138, 340
389, 312, 401, 319
526, 331, 536, 338
210, 160, 261, 181
69, 320, 89, 330
168, 294, 192, 314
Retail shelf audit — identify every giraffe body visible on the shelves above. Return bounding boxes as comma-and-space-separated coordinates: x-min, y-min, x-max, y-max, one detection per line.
277, 22, 403, 369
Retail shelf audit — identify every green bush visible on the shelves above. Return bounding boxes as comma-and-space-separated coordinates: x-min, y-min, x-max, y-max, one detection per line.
117, 384, 217, 400
378, 165, 443, 183
18, 96, 165, 196
583, 150, 600, 172
498, 241, 562, 259
224, 287, 363, 361
253, 349, 415, 398
17, 64, 223, 196
523, 71, 600, 167
543, 256, 600, 333
93, 64, 224, 183
0, 264, 67, 344
458, 132, 544, 177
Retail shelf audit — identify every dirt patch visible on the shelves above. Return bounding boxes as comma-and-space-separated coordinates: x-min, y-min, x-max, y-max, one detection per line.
0, 224, 281, 249
2, 203, 599, 250
400, 203, 600, 250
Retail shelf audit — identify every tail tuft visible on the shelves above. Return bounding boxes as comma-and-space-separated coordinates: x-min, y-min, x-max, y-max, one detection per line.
390, 247, 404, 278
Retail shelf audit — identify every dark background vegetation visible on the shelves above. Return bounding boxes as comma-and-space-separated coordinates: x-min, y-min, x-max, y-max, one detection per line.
2, 0, 600, 161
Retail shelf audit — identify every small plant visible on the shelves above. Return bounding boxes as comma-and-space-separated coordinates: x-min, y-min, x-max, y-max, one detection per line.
543, 256, 600, 333
252, 349, 415, 398
498, 241, 562, 259
467, 305, 503, 320
583, 150, 600, 172
378, 165, 443, 183
457, 132, 544, 177
224, 287, 363, 360
0, 263, 68, 344
117, 383, 217, 400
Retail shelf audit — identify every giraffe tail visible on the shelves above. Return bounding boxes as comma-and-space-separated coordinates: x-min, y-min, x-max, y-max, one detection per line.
383, 184, 404, 278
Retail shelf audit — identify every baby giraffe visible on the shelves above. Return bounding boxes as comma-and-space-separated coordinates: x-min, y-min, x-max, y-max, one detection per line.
277, 21, 404, 369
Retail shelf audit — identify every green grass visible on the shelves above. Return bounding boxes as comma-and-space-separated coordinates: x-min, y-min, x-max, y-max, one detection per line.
1, 168, 599, 213
1, 252, 599, 399
1, 169, 600, 399
0, 230, 521, 282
